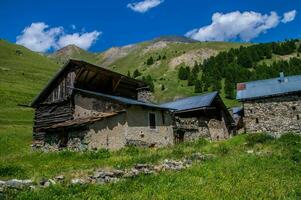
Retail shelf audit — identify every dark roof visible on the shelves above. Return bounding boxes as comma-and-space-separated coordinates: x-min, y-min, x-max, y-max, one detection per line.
31, 59, 147, 107
236, 73, 301, 101
160, 92, 218, 112
74, 88, 172, 110
232, 107, 243, 114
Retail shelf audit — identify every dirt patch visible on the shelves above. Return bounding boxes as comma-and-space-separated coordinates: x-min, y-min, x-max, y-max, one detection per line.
169, 49, 218, 69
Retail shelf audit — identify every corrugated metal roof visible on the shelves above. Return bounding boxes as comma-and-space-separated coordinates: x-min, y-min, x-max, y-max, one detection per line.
160, 92, 218, 111
236, 74, 301, 101
73, 88, 171, 110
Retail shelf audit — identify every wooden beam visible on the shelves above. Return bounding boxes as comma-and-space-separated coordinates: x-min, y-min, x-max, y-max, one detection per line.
112, 77, 122, 92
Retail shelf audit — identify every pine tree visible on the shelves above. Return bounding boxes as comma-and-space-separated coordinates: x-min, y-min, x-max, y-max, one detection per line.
133, 69, 141, 78
224, 79, 235, 99
194, 80, 203, 93
178, 66, 189, 80
212, 80, 222, 92
146, 56, 154, 65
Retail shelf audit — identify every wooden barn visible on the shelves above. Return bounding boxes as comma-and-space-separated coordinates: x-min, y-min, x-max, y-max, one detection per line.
30, 59, 174, 151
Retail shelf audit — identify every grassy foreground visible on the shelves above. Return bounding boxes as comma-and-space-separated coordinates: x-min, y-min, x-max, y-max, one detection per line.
2, 133, 301, 199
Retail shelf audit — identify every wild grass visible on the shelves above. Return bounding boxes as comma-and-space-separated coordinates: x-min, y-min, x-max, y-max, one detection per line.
3, 133, 301, 200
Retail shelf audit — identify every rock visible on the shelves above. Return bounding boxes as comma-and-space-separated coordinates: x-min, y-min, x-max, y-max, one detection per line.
54, 175, 64, 181
153, 165, 163, 172
5, 179, 33, 189
111, 169, 124, 177
71, 178, 85, 185
247, 150, 254, 154
134, 164, 150, 169
48, 179, 56, 185
0, 180, 5, 187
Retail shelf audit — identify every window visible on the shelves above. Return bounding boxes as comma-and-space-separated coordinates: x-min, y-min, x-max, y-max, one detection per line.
255, 118, 259, 124
292, 106, 296, 111
297, 115, 300, 120
149, 113, 156, 129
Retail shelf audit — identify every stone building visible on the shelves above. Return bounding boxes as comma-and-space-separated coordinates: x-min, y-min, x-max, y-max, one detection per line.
236, 72, 301, 135
161, 92, 235, 142
30, 59, 173, 151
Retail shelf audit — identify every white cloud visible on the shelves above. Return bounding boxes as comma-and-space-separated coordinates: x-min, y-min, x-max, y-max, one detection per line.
282, 10, 297, 23
16, 22, 63, 52
57, 31, 101, 50
185, 11, 283, 42
16, 22, 101, 52
127, 0, 163, 13
71, 24, 76, 30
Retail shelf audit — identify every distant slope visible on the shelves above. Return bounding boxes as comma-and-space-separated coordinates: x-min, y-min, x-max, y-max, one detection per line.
0, 39, 60, 124
50, 36, 247, 104
48, 44, 100, 65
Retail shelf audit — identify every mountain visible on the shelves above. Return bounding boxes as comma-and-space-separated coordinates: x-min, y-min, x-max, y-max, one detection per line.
49, 36, 246, 104
48, 44, 100, 65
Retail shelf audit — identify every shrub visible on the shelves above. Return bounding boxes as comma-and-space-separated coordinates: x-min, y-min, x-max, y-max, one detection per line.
0, 164, 26, 177
246, 133, 274, 146
86, 149, 111, 160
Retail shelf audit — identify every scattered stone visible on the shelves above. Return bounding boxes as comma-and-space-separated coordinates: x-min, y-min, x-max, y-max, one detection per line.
2, 152, 215, 190
0, 180, 5, 187
54, 175, 64, 182
5, 179, 33, 189
247, 150, 254, 154
71, 178, 85, 185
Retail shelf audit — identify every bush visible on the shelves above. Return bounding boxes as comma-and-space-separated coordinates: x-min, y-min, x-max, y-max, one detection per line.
0, 165, 26, 177
246, 133, 274, 146
86, 149, 111, 160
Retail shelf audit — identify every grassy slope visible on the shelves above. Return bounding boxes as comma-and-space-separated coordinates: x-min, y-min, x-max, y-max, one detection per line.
106, 41, 246, 106
5, 134, 301, 199
0, 39, 60, 170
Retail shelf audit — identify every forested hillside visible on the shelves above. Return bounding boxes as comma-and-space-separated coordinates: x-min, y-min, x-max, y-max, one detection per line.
49, 37, 301, 107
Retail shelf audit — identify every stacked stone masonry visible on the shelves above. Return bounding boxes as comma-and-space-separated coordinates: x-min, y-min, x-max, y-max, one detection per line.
243, 95, 301, 135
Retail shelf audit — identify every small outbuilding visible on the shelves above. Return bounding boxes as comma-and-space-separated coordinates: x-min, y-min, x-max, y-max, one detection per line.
237, 72, 301, 135
161, 92, 235, 142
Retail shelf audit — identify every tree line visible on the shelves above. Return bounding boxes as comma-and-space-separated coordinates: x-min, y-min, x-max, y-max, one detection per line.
177, 39, 301, 99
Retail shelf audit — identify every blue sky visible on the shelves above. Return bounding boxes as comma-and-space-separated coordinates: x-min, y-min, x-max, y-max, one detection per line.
0, 0, 300, 52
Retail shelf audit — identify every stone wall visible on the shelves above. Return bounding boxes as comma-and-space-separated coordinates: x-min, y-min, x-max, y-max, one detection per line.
85, 113, 127, 150
73, 93, 124, 119
174, 117, 210, 141
125, 106, 174, 147
174, 116, 229, 141
243, 95, 301, 135
208, 119, 229, 140
137, 89, 153, 103
42, 106, 174, 151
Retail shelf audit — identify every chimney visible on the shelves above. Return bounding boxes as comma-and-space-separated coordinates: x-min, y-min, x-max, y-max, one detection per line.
279, 72, 285, 83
